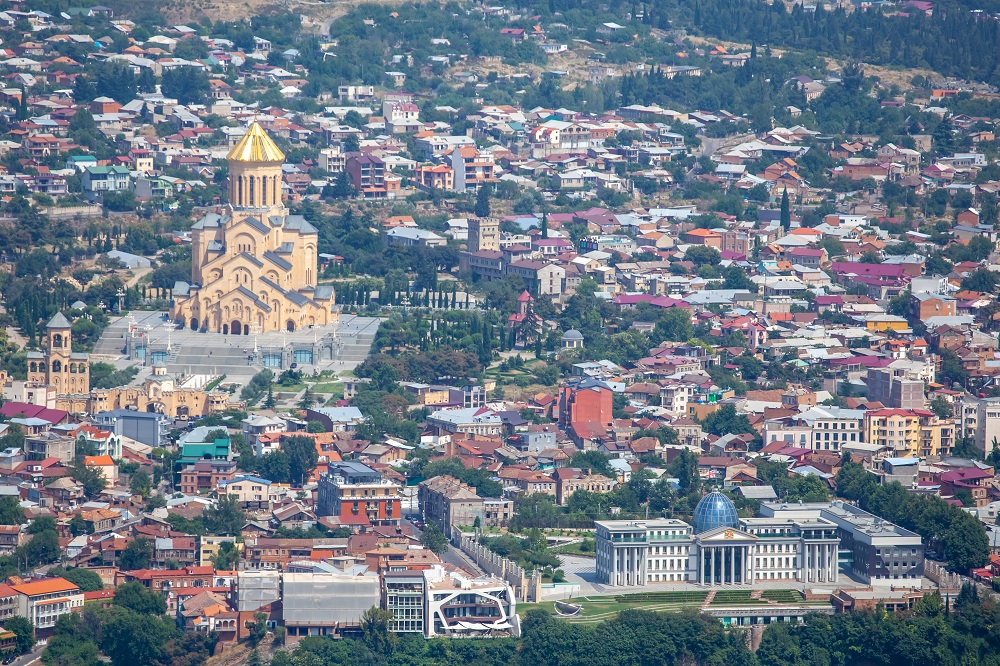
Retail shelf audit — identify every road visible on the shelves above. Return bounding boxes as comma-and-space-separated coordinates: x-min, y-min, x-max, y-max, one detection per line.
403, 517, 485, 577
11, 644, 45, 666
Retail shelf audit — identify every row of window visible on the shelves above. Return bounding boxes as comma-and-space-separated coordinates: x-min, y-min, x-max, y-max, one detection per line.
29, 361, 86, 373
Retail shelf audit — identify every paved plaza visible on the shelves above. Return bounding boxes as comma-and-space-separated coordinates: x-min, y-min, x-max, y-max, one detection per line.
92, 310, 382, 382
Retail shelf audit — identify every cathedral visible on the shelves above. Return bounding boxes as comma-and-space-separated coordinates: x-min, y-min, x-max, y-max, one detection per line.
171, 122, 336, 334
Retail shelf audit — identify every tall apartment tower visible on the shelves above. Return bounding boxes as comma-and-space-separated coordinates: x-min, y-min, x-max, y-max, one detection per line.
467, 216, 499, 253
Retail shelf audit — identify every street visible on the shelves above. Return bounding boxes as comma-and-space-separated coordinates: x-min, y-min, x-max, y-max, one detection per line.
402, 517, 485, 577
11, 645, 45, 666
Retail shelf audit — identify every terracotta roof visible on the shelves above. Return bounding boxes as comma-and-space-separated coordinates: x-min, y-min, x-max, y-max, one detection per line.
11, 578, 79, 596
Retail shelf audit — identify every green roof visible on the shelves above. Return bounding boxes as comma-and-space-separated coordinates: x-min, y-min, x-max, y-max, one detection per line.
179, 438, 231, 462
86, 165, 131, 175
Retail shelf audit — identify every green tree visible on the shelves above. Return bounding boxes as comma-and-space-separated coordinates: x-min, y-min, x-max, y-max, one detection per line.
212, 541, 240, 570
667, 449, 700, 493
161, 68, 211, 105
297, 387, 315, 410
420, 522, 449, 554
50, 566, 103, 592
700, 404, 754, 436
118, 538, 151, 571
569, 450, 615, 477
70, 459, 108, 498
929, 396, 953, 420
68, 513, 90, 536
653, 307, 693, 343
99, 607, 177, 666
0, 496, 25, 525
282, 436, 320, 487
22, 529, 61, 567
779, 188, 791, 231
129, 470, 151, 497
359, 606, 397, 655
474, 185, 492, 218
4, 616, 32, 654
202, 496, 246, 536
247, 611, 268, 646
112, 581, 166, 615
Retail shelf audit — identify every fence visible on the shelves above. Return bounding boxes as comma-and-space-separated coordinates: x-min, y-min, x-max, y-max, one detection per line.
452, 527, 542, 603
924, 560, 963, 593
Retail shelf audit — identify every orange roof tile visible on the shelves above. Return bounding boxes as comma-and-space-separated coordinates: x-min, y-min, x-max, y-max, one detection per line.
11, 578, 79, 596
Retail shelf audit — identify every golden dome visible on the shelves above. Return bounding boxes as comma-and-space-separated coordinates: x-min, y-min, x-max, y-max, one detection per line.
227, 121, 285, 163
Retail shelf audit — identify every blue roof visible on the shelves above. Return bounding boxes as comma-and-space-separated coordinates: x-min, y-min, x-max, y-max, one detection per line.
693, 491, 738, 534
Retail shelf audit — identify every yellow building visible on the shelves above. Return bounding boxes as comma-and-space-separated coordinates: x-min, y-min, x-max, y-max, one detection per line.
864, 408, 955, 458
87, 373, 230, 418
199, 536, 243, 567
171, 122, 336, 334
864, 315, 909, 333
27, 313, 90, 396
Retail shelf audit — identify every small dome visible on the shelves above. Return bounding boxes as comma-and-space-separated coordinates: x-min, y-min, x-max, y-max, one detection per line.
561, 329, 584, 340
693, 491, 738, 534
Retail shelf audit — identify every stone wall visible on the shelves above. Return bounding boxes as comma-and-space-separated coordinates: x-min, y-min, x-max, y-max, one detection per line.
452, 528, 542, 603
924, 559, 963, 593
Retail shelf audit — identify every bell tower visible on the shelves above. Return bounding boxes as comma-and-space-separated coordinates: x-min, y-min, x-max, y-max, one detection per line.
226, 122, 285, 211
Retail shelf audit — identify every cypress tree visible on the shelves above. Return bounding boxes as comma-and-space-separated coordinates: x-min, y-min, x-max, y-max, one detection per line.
780, 188, 790, 231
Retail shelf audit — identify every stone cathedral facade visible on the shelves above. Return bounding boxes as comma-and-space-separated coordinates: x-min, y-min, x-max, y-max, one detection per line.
171, 122, 335, 334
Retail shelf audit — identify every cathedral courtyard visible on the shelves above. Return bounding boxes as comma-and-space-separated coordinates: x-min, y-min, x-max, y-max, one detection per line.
92, 310, 381, 382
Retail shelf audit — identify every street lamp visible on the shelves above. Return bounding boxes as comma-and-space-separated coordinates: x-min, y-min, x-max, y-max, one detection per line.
250, 323, 262, 354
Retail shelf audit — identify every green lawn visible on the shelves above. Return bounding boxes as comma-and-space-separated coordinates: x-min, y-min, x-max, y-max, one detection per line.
517, 589, 821, 623
551, 541, 596, 557
311, 382, 345, 400
518, 596, 708, 623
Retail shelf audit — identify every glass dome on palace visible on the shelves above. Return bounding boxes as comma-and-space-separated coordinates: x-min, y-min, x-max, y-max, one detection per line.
692, 491, 739, 534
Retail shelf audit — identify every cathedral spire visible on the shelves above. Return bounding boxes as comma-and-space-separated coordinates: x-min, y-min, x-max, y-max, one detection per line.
227, 121, 285, 163
227, 122, 284, 209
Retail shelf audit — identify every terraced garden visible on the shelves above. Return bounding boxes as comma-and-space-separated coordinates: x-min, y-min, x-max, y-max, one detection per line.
517, 589, 821, 624
708, 590, 768, 606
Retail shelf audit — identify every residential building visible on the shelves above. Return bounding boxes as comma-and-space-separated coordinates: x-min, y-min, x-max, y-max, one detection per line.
242, 539, 349, 570
315, 461, 401, 526
179, 459, 237, 495
418, 475, 484, 529
468, 217, 500, 253
762, 406, 865, 453
864, 409, 955, 458
426, 407, 503, 436
81, 165, 131, 199
281, 571, 380, 636
12, 578, 85, 633
241, 415, 286, 456
555, 468, 617, 505
382, 571, 426, 634
218, 474, 286, 509
345, 152, 399, 199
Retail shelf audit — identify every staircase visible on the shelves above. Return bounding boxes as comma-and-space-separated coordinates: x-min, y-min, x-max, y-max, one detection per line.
700, 590, 717, 610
